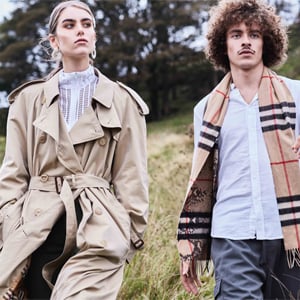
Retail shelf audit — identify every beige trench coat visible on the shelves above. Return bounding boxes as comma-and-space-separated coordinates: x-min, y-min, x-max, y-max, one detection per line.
0, 68, 149, 299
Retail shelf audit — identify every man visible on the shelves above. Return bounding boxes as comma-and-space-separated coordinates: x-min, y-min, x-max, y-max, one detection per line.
177, 0, 300, 298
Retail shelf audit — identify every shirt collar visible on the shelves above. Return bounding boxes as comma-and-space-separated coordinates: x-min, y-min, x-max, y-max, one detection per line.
58, 65, 97, 89
43, 67, 113, 108
230, 82, 258, 102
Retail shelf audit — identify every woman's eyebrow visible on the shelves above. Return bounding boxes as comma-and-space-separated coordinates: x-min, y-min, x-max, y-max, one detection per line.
62, 18, 92, 23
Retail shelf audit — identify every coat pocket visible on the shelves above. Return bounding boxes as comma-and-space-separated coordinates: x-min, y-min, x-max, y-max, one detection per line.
2, 196, 26, 242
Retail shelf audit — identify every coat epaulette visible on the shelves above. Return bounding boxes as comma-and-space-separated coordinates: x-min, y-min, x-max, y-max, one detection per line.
8, 79, 45, 104
116, 81, 149, 116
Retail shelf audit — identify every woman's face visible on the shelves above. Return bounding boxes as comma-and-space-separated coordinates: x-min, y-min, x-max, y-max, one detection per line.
49, 6, 96, 66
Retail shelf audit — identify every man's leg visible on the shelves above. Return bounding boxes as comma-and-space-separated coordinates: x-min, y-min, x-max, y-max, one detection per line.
211, 238, 265, 299
263, 240, 300, 299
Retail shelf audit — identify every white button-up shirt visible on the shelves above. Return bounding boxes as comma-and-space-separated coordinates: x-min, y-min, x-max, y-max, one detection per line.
193, 76, 300, 240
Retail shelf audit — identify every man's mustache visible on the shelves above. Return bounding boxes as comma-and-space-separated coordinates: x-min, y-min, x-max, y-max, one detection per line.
237, 46, 256, 55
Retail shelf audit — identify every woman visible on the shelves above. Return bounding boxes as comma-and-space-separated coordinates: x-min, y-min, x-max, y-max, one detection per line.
0, 1, 149, 299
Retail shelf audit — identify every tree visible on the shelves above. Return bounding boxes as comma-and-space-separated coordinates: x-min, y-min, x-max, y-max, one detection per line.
130, 0, 217, 120
0, 0, 221, 121
0, 0, 55, 92
0, 0, 299, 123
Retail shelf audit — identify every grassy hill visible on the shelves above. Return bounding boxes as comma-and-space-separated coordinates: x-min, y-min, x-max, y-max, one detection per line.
118, 112, 214, 300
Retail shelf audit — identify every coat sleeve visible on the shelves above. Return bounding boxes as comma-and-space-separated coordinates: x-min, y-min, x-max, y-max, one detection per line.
111, 85, 149, 262
0, 91, 30, 245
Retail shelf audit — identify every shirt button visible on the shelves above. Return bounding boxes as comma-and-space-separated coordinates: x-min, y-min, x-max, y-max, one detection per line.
99, 137, 106, 146
40, 174, 49, 182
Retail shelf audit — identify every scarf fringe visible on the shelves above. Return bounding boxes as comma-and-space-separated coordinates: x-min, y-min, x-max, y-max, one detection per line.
196, 259, 214, 278
287, 248, 300, 268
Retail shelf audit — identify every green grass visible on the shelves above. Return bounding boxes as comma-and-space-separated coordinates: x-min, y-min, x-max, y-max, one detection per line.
147, 111, 194, 135
0, 136, 5, 163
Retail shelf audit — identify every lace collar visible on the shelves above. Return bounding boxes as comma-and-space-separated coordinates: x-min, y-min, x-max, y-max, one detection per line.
59, 65, 97, 89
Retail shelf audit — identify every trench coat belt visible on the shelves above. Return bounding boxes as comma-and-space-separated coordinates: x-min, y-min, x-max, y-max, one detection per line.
29, 174, 110, 193
28, 174, 111, 288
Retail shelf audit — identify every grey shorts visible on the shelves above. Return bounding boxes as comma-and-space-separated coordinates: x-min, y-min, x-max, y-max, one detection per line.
211, 238, 300, 299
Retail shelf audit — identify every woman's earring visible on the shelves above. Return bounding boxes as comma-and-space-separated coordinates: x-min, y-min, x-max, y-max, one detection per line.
52, 48, 61, 60
91, 47, 96, 60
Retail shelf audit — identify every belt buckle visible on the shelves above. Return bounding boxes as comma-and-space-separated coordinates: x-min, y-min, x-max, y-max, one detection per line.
133, 238, 144, 249
54, 176, 64, 194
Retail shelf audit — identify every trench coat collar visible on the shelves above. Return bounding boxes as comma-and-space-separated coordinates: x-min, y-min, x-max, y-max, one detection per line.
67, 68, 122, 142
35, 67, 121, 145
43, 67, 114, 109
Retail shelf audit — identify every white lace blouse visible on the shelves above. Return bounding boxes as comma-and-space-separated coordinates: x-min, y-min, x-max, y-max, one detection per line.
58, 65, 99, 131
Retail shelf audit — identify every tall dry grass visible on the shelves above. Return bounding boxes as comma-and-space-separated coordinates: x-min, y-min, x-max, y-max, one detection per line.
0, 137, 5, 163
118, 113, 214, 300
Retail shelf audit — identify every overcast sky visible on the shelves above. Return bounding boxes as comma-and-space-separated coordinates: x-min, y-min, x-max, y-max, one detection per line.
1, 0, 299, 24
0, 0, 15, 22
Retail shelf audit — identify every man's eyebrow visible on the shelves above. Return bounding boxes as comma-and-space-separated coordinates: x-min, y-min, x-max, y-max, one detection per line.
249, 29, 262, 34
228, 29, 242, 34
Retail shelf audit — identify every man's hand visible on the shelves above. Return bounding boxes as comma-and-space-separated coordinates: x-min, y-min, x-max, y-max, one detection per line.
292, 136, 300, 159
180, 259, 202, 295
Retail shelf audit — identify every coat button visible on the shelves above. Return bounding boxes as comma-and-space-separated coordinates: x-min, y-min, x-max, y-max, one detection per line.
100, 240, 107, 247
40, 174, 49, 182
39, 135, 47, 144
95, 208, 102, 215
34, 208, 42, 216
98, 137, 107, 146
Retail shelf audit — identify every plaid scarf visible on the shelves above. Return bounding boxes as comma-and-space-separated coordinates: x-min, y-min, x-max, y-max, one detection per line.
177, 67, 300, 275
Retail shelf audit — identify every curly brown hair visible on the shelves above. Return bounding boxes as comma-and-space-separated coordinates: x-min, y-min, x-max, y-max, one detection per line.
205, 0, 288, 72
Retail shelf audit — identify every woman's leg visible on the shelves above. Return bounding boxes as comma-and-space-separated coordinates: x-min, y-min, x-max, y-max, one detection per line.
51, 249, 125, 300
25, 214, 66, 299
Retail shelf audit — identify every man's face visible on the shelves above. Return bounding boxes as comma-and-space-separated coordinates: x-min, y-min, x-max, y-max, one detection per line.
226, 22, 263, 71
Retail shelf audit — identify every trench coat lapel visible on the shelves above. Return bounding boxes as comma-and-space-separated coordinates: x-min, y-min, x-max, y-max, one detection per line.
32, 73, 60, 142
33, 73, 83, 173
69, 107, 105, 145
33, 100, 60, 142
33, 69, 122, 171
69, 70, 122, 145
